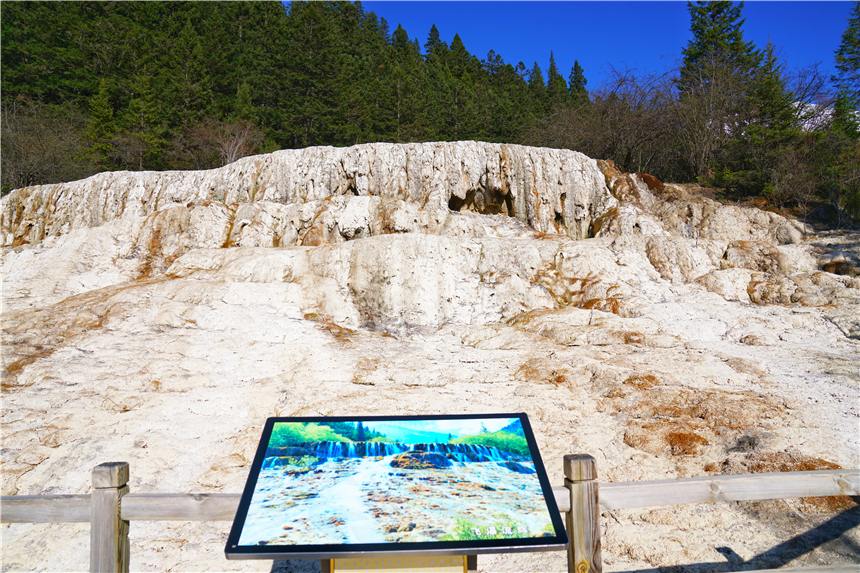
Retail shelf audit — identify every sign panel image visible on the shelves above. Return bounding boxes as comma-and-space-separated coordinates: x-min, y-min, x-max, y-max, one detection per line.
226, 414, 568, 559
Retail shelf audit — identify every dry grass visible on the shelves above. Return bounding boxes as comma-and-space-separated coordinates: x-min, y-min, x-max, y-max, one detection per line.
304, 312, 356, 343
665, 431, 709, 455
603, 384, 785, 458
351, 357, 383, 386
515, 357, 571, 386
532, 272, 602, 308
578, 297, 623, 315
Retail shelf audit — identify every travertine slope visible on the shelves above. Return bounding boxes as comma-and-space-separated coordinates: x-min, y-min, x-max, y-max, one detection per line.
2, 142, 858, 572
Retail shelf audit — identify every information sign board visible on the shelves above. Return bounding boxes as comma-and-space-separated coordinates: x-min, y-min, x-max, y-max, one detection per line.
226, 413, 568, 560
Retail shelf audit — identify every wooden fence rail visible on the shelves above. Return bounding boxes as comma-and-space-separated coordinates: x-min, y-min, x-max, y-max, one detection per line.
598, 468, 860, 510
2, 457, 858, 573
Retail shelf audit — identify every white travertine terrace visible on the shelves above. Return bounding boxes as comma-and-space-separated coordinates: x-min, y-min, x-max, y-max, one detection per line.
2, 142, 858, 572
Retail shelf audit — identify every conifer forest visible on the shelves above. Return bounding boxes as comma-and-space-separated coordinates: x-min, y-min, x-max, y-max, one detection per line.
2, 1, 859, 222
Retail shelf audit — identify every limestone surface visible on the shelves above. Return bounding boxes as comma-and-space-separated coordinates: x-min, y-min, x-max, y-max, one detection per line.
1, 142, 858, 572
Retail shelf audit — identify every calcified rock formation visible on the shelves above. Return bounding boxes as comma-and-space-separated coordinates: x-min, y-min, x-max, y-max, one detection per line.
1, 141, 614, 246
2, 142, 858, 572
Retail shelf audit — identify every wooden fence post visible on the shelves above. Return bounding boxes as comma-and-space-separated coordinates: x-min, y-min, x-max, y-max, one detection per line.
90, 462, 130, 573
564, 454, 602, 573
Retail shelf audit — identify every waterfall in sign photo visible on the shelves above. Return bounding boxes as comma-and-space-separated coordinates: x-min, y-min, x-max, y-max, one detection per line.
238, 418, 554, 547
263, 441, 528, 466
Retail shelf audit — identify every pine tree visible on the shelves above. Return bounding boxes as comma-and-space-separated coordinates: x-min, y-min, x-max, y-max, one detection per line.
203, 1, 289, 143
444, 34, 484, 139
483, 50, 504, 76
528, 61, 545, 92
568, 60, 588, 102
424, 24, 446, 59
722, 42, 798, 192
281, 2, 340, 147
423, 24, 454, 140
833, 1, 860, 103
84, 78, 116, 168
448, 34, 472, 77
830, 2, 860, 222
515, 61, 529, 82
453, 68, 479, 139
392, 24, 411, 53
507, 61, 535, 134
528, 61, 547, 117
234, 80, 256, 122
326, 3, 394, 145
379, 16, 390, 43
390, 25, 428, 141
832, 1, 860, 139
832, 89, 860, 140
546, 52, 569, 109
121, 72, 168, 170
678, 0, 760, 94
677, 0, 761, 179
483, 54, 530, 142
167, 18, 213, 127
749, 44, 796, 133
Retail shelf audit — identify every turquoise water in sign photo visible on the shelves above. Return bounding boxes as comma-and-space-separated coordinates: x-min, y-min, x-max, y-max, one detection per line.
237, 418, 557, 547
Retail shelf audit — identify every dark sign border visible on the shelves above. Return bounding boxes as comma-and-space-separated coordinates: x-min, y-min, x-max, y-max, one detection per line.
225, 413, 568, 560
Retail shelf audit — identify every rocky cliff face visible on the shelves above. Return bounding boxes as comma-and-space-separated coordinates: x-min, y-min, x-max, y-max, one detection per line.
2, 142, 858, 572
1, 141, 614, 246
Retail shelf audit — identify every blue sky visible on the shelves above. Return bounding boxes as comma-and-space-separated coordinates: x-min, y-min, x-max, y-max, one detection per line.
364, 418, 511, 441
362, 1, 854, 90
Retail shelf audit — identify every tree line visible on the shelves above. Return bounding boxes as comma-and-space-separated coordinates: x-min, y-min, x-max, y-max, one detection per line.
526, 1, 860, 222
1, 1, 586, 187
2, 1, 859, 222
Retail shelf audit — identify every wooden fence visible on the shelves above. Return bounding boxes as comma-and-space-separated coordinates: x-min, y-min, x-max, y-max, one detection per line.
2, 455, 858, 573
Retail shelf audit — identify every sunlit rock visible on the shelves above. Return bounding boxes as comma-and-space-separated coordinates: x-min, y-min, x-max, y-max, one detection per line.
2, 142, 858, 572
